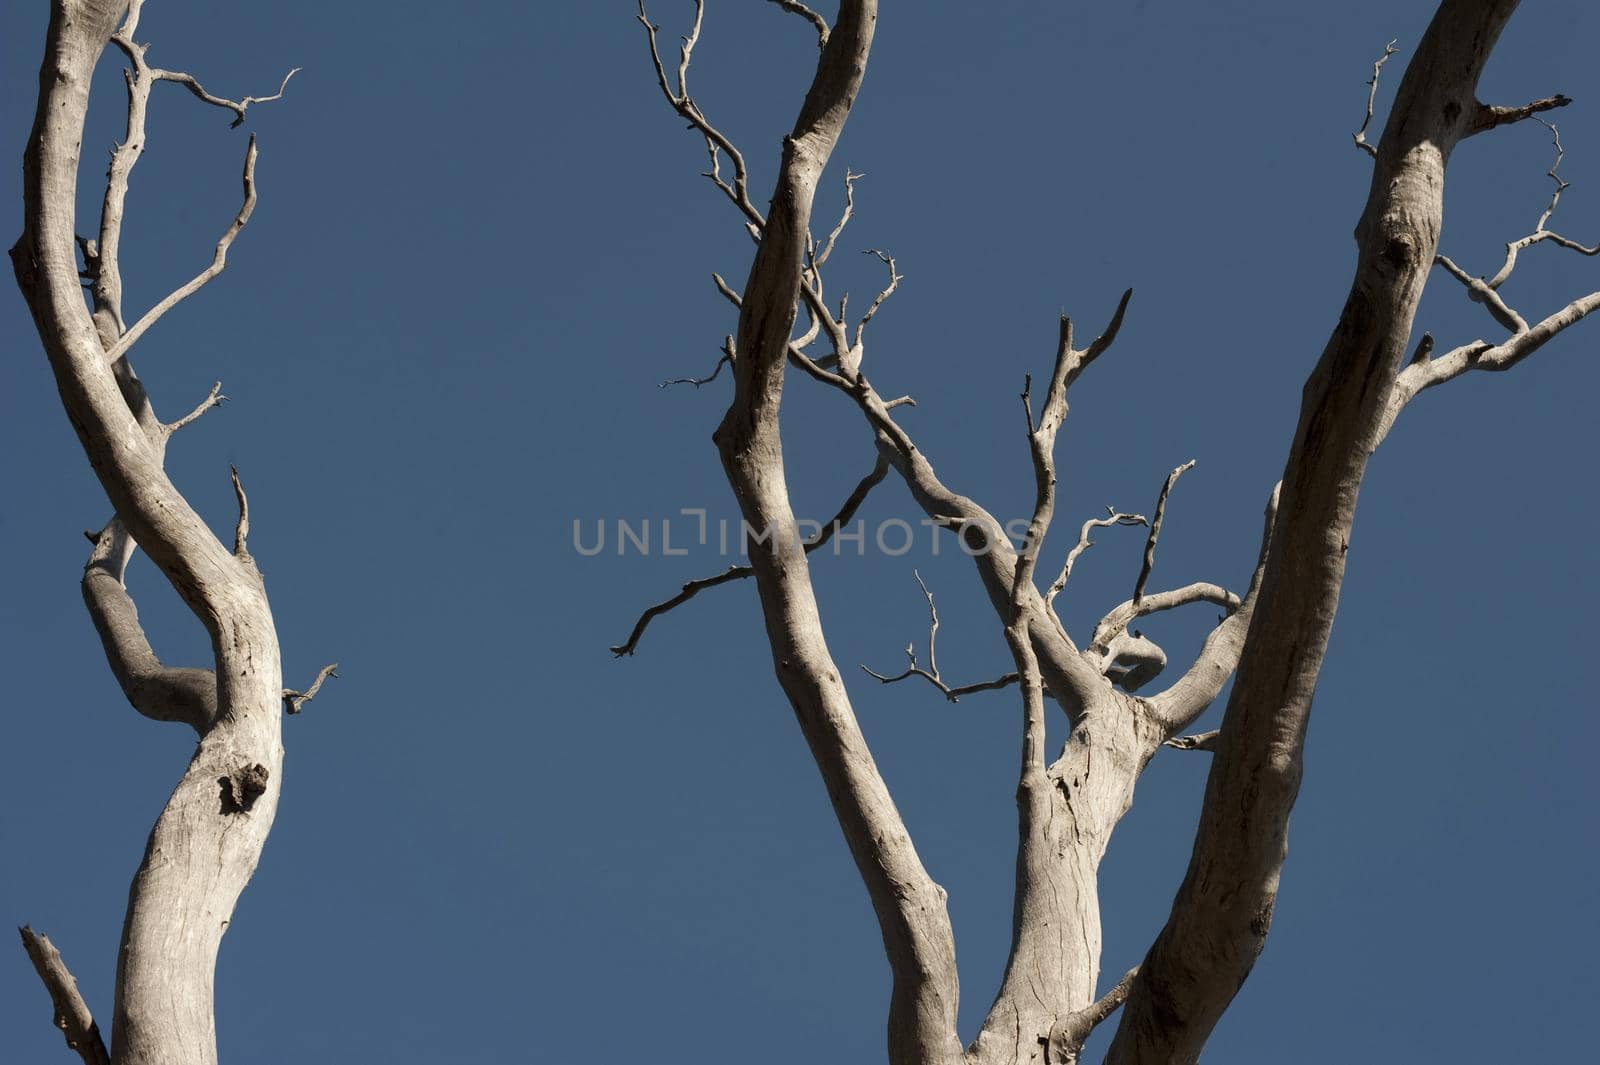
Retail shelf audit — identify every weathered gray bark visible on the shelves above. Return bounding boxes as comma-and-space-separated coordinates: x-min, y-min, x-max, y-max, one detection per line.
618, 2, 1596, 1062
12, 4, 319, 1064
691, 6, 969, 1063
1105, 5, 1548, 1061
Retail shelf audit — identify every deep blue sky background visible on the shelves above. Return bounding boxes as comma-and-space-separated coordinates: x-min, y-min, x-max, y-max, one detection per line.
3, 2, 1597, 1062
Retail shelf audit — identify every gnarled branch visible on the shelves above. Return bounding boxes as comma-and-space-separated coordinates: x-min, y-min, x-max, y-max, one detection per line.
284, 662, 339, 715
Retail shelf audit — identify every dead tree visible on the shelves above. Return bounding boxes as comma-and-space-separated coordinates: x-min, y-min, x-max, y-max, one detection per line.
619, 2, 1594, 1062
12, 3, 330, 1064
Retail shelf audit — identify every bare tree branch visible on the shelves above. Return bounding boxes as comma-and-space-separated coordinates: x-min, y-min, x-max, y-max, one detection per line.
1046, 507, 1148, 609
1352, 38, 1398, 158
230, 464, 251, 558
1470, 92, 1571, 135
1143, 482, 1279, 733
1483, 119, 1600, 289
862, 571, 1020, 702
1047, 966, 1140, 1064
854, 248, 903, 348
1164, 730, 1220, 752
82, 522, 218, 733
1110, 10, 1540, 1058
12, 9, 311, 1064
1091, 581, 1242, 662
154, 65, 299, 129
768, 0, 830, 48
1433, 252, 1529, 332
19, 927, 109, 1065
164, 380, 226, 433
811, 169, 863, 277
283, 663, 339, 715
612, 453, 891, 656
660, 339, 732, 389
1381, 289, 1600, 445
789, 291, 1137, 714
1132, 459, 1194, 605
102, 134, 259, 366
637, 0, 765, 228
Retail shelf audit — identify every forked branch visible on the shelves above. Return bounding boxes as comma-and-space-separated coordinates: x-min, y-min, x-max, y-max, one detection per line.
155, 66, 300, 129
165, 380, 226, 433
283, 663, 339, 715
1046, 507, 1148, 608
637, 0, 765, 228
1352, 38, 1398, 157
102, 135, 260, 366
861, 571, 1020, 702
1483, 119, 1600, 289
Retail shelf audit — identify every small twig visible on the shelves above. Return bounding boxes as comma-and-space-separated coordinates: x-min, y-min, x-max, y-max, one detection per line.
1352, 39, 1398, 158
1535, 117, 1572, 233
19, 927, 110, 1065
283, 663, 339, 715
612, 456, 890, 656
1046, 507, 1148, 608
861, 571, 1021, 703
813, 170, 863, 272
155, 66, 299, 128
230, 464, 250, 558
854, 249, 903, 348
1164, 730, 1220, 752
164, 380, 226, 433
767, 0, 830, 47
637, 0, 765, 228
861, 660, 1021, 703
1482, 119, 1600, 290
1133, 460, 1195, 605
103, 135, 259, 365
712, 272, 742, 308
660, 340, 733, 389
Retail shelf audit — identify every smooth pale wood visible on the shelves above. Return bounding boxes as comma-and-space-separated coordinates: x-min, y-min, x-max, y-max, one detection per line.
13, 4, 289, 1064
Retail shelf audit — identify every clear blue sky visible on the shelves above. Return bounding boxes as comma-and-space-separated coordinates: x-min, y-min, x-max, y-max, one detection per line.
3, 2, 1596, 1062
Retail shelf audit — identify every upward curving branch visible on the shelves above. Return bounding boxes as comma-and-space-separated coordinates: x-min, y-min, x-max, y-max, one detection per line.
640, 7, 964, 1064
12, 5, 325, 1065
